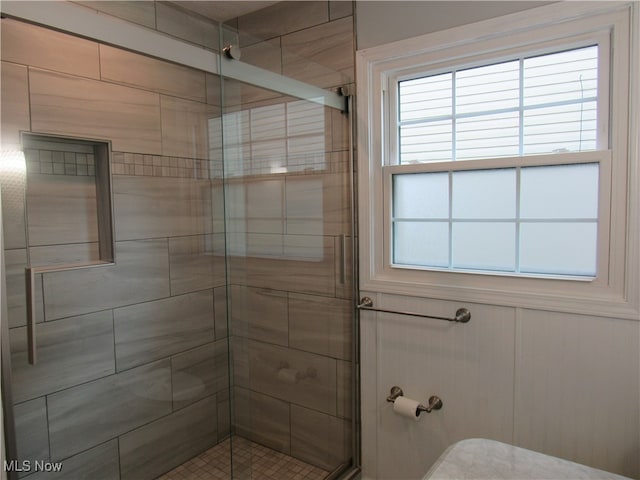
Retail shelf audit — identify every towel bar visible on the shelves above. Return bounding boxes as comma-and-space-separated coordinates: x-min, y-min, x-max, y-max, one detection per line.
357, 297, 471, 323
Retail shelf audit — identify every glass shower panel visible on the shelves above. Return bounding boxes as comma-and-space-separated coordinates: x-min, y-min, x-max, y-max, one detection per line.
219, 28, 355, 480
0, 17, 229, 480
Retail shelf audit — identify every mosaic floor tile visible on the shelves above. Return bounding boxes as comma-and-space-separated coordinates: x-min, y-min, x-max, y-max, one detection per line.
157, 436, 328, 480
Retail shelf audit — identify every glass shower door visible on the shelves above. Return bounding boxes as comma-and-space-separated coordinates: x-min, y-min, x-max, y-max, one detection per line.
218, 27, 357, 480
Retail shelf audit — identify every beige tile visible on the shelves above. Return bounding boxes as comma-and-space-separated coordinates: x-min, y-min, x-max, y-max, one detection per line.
5, 249, 28, 328
27, 440, 119, 480
330, 149, 351, 173
336, 360, 352, 419
43, 239, 170, 320
113, 176, 213, 240
224, 38, 282, 106
282, 17, 354, 88
10, 311, 115, 403
217, 389, 231, 440
26, 174, 99, 246
242, 38, 283, 74
287, 99, 333, 160
290, 405, 350, 471
29, 68, 162, 155
206, 73, 222, 106
159, 436, 329, 480
211, 178, 225, 230
0, 62, 29, 249
29, 243, 100, 266
172, 340, 229, 410
14, 398, 49, 468
213, 107, 250, 155
245, 179, 285, 234
119, 395, 218, 480
514, 311, 640, 478
169, 234, 225, 294
1, 61, 30, 147
331, 106, 351, 151
330, 1, 353, 20
289, 293, 351, 360
100, 45, 206, 102
223, 78, 284, 109
48, 359, 172, 461
334, 234, 353, 299
4, 249, 44, 328
284, 233, 330, 259
246, 233, 286, 257
113, 290, 215, 371
214, 286, 229, 340
234, 386, 291, 454
0, 174, 27, 251
285, 174, 351, 236
224, 182, 246, 232
28, 440, 119, 480
156, 2, 219, 50
1, 19, 100, 79
161, 95, 217, 158
221, 23, 239, 50
74, 1, 156, 28
231, 285, 288, 346
233, 338, 337, 415
238, 2, 329, 46
229, 235, 335, 296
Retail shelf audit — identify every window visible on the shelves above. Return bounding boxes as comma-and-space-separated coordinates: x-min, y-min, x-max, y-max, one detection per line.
391, 44, 605, 278
398, 46, 599, 163
392, 163, 600, 276
357, 3, 638, 318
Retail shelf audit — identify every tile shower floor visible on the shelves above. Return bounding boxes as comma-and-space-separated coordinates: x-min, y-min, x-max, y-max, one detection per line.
157, 436, 329, 480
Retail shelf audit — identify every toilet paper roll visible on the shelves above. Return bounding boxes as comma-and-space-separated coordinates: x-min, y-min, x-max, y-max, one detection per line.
393, 396, 421, 420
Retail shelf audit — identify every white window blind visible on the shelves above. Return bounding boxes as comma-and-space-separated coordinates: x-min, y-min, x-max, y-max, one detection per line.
398, 45, 599, 164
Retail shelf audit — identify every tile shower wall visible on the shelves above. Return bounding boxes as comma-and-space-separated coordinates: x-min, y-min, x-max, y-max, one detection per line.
1, 12, 227, 480
222, 2, 355, 473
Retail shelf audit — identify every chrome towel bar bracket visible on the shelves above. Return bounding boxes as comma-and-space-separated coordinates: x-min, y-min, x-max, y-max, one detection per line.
357, 297, 471, 323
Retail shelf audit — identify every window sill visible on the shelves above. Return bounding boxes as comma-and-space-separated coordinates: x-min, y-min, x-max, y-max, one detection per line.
360, 271, 640, 320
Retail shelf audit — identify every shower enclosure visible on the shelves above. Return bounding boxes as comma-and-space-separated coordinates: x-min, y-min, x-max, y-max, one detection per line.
0, 2, 358, 479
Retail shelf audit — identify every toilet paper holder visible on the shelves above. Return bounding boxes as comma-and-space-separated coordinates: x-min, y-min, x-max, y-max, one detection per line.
386, 386, 443, 415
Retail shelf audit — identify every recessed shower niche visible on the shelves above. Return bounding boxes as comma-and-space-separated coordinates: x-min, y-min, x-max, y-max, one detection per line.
22, 133, 114, 267
5, 133, 115, 365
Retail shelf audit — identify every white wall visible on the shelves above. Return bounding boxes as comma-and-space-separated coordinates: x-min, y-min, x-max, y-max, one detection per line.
355, 2, 640, 479
360, 294, 639, 479
355, 1, 551, 50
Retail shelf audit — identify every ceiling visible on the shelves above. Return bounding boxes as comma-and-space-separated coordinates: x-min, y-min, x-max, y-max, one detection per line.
175, 1, 280, 22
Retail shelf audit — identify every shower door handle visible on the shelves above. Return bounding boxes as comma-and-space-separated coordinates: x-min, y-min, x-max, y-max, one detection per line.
25, 267, 37, 365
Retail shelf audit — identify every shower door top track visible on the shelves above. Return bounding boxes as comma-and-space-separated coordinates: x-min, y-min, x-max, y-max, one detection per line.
0, 0, 346, 111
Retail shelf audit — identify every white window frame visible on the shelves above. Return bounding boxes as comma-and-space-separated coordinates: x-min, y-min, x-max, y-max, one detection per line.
356, 2, 639, 319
